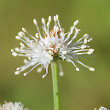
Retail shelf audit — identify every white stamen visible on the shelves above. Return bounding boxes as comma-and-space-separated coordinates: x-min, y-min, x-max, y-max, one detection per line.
77, 34, 89, 42
64, 26, 75, 43
74, 49, 92, 53
54, 26, 59, 32
60, 32, 64, 37
62, 51, 67, 54
48, 16, 51, 22
77, 53, 87, 55
87, 49, 94, 54
35, 33, 39, 38
20, 42, 25, 48
56, 14, 61, 28
12, 52, 17, 56
41, 18, 45, 24
11, 49, 14, 52
22, 27, 27, 32
67, 59, 79, 71
54, 16, 56, 21
28, 57, 32, 60
47, 22, 50, 28
83, 34, 89, 38
15, 48, 20, 52
24, 59, 28, 63
80, 45, 86, 49
89, 67, 95, 71
15, 71, 20, 75
33, 19, 37, 25
84, 38, 88, 44
76, 68, 79, 71
56, 14, 58, 21
33, 18, 42, 39
47, 16, 51, 32
59, 63, 64, 76
16, 36, 21, 40
67, 28, 80, 46
88, 38, 93, 42
74, 20, 79, 26
23, 72, 28, 76
77, 60, 95, 71
16, 67, 21, 71
42, 66, 48, 78
24, 63, 40, 76
18, 32, 25, 37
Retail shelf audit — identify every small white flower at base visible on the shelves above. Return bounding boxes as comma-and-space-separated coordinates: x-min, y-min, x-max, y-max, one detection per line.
94, 106, 109, 110
0, 102, 29, 110
99, 106, 109, 110
11, 15, 95, 78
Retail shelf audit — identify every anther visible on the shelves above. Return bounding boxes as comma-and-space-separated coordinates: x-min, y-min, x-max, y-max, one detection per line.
20, 43, 25, 48
35, 33, 39, 38
48, 16, 51, 22
87, 49, 94, 54
54, 16, 56, 21
76, 68, 79, 71
23, 72, 28, 76
41, 18, 45, 24
16, 36, 21, 40
16, 67, 21, 71
18, 32, 25, 37
24, 59, 28, 63
15, 71, 20, 75
74, 20, 79, 26
89, 67, 95, 71
33, 19, 37, 25
15, 48, 20, 52
80, 45, 86, 49
56, 14, 59, 21
12, 52, 17, 56
83, 34, 89, 38
84, 38, 88, 44
22, 27, 27, 32
88, 38, 93, 42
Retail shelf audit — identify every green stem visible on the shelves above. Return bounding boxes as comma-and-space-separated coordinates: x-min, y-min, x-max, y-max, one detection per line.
51, 62, 59, 110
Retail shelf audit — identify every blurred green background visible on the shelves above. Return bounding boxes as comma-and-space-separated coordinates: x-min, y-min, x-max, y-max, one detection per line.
0, 0, 110, 110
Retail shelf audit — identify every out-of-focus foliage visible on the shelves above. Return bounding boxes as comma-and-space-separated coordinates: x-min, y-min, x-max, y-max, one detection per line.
0, 0, 110, 110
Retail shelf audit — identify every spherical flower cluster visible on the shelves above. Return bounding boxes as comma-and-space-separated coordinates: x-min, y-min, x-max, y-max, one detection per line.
99, 107, 109, 110
94, 106, 109, 110
11, 15, 95, 78
99, 107, 108, 110
0, 102, 29, 110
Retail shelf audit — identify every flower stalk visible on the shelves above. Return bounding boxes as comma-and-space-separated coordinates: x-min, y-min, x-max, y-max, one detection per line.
51, 62, 59, 110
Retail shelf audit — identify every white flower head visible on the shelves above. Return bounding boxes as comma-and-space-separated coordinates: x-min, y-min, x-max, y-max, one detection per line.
99, 107, 109, 110
0, 102, 29, 110
11, 14, 95, 78
94, 106, 109, 110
